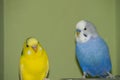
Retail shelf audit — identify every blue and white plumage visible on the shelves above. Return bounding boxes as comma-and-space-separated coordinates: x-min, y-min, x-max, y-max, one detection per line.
75, 20, 113, 78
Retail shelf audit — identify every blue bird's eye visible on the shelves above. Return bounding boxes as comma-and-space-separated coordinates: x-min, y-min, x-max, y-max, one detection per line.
84, 27, 87, 30
76, 29, 81, 32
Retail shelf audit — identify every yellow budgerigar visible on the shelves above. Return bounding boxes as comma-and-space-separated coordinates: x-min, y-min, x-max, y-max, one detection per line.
19, 37, 49, 80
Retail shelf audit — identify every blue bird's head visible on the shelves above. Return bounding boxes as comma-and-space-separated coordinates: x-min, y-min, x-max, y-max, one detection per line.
75, 20, 98, 43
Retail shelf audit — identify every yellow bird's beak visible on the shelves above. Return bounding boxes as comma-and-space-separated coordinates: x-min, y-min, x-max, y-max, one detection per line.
32, 45, 38, 52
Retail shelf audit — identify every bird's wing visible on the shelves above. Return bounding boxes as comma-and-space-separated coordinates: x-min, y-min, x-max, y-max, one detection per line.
44, 52, 49, 78
19, 62, 23, 80
19, 54, 24, 80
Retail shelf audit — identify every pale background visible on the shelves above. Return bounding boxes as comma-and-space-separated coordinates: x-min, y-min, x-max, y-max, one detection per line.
0, 0, 120, 80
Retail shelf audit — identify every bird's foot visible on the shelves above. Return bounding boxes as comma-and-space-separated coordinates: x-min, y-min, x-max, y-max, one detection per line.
82, 72, 87, 79
106, 72, 115, 79
82, 75, 86, 79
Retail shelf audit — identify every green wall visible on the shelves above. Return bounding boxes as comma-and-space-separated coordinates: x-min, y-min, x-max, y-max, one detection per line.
116, 0, 120, 74
0, 0, 4, 79
4, 0, 118, 80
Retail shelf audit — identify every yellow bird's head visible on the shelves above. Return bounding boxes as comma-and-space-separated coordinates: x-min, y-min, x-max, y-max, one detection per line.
27, 37, 38, 52
22, 37, 43, 56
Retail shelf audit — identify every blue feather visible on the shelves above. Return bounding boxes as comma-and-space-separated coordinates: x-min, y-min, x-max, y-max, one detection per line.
76, 37, 111, 77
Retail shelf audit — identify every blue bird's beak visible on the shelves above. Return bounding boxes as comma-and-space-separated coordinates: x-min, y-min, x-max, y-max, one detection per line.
76, 29, 81, 37
76, 32, 80, 37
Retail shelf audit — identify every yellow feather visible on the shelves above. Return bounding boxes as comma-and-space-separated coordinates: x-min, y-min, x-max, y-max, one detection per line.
20, 38, 49, 80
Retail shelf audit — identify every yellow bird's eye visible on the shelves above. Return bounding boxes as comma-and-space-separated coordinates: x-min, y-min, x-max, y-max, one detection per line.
26, 45, 29, 47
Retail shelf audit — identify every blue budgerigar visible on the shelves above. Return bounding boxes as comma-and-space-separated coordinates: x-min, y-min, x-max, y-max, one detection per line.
75, 20, 114, 78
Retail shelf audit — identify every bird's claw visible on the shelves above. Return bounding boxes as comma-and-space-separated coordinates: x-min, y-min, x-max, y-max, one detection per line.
82, 72, 87, 79
106, 72, 115, 79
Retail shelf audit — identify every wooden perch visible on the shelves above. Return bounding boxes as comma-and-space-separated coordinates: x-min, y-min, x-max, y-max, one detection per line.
61, 75, 120, 80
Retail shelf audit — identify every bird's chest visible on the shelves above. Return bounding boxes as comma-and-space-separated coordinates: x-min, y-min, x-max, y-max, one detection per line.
76, 41, 104, 64
23, 57, 47, 74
